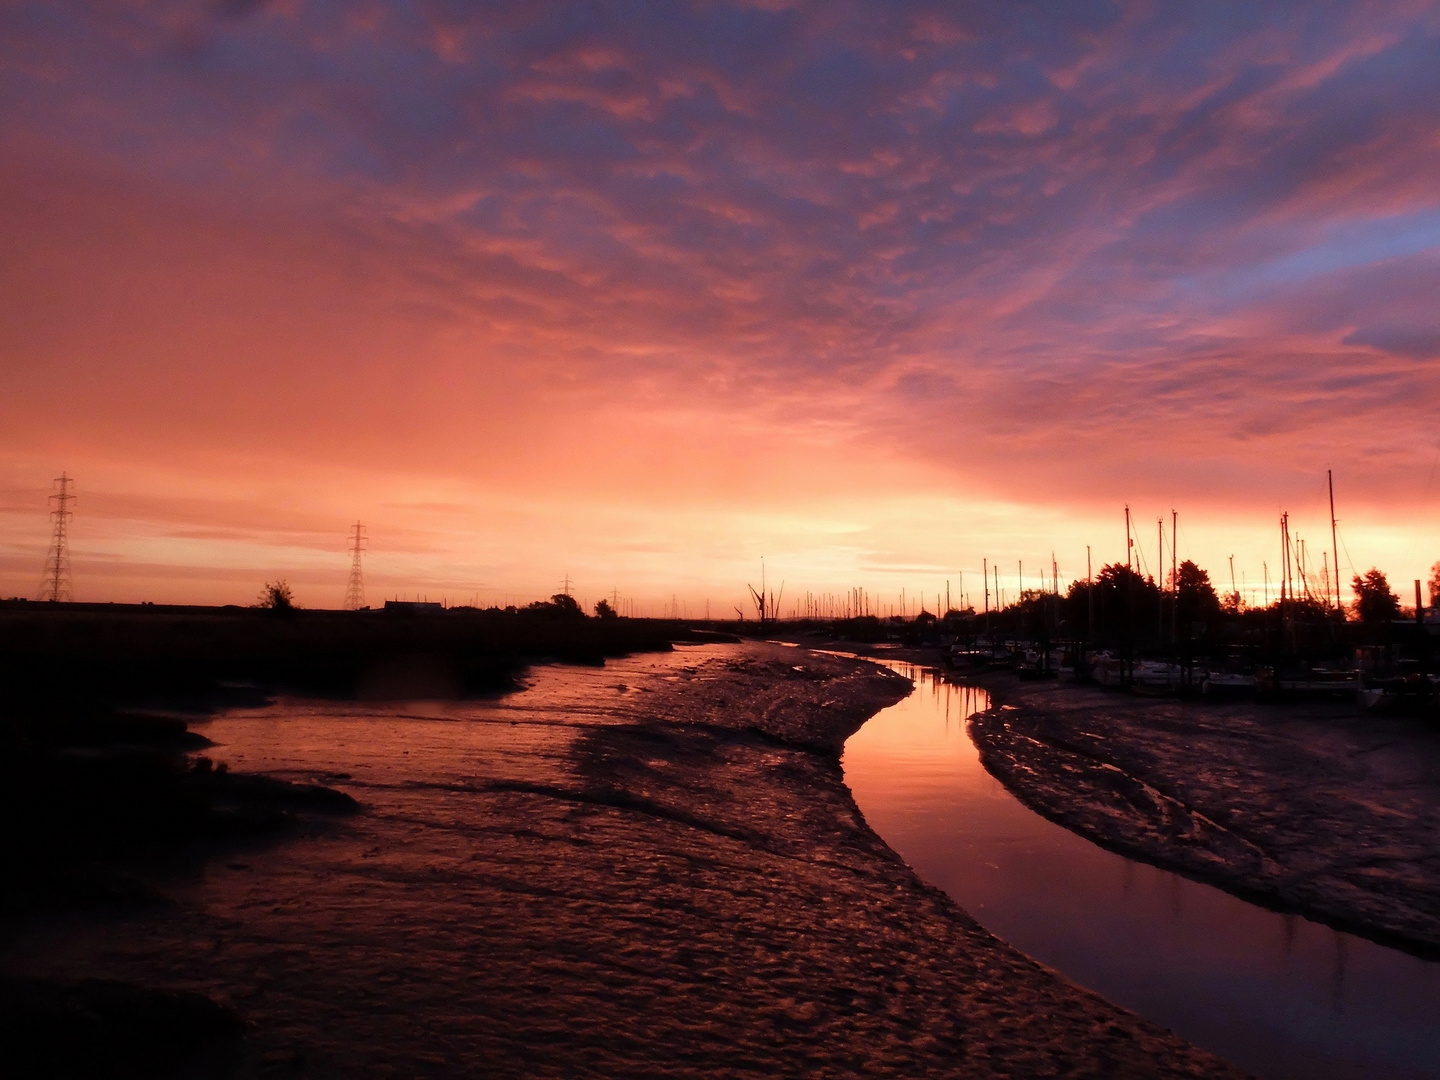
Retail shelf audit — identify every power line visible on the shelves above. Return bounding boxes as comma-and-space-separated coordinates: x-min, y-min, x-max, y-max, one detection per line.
344, 521, 367, 610
38, 473, 74, 602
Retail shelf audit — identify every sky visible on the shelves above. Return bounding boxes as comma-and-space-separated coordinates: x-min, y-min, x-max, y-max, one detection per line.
1, 0, 1438, 614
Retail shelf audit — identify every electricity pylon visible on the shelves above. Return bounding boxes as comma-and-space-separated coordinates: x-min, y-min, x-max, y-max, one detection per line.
343, 521, 367, 610
38, 473, 74, 602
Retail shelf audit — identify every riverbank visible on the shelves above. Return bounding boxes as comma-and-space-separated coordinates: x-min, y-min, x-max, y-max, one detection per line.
0, 601, 699, 708
1, 704, 359, 917
968, 672, 1440, 959
0, 699, 360, 1076
4, 644, 1248, 1077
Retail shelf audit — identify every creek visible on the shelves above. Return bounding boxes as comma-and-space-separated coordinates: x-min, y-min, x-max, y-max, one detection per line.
843, 660, 1440, 1080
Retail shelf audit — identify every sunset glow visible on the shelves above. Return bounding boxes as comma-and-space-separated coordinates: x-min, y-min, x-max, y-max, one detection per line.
2, 2, 1437, 610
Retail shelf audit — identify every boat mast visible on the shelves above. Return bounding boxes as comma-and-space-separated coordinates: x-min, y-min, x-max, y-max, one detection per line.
1157, 517, 1164, 646
1124, 505, 1134, 685
1125, 505, 1133, 573
1328, 469, 1341, 612
1171, 509, 1179, 644
1279, 512, 1291, 650
1086, 544, 1094, 646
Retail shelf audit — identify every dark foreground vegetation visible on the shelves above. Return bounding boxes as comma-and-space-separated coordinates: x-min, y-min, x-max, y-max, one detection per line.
0, 599, 699, 709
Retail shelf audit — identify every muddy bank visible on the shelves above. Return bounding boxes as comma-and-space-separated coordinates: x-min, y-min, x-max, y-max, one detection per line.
0, 704, 359, 917
968, 674, 1440, 958
1, 706, 358, 1076
5, 644, 1245, 1078
1, 975, 247, 1079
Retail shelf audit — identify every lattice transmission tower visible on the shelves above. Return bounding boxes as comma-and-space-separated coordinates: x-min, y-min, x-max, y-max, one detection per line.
38, 473, 75, 602
343, 521, 367, 610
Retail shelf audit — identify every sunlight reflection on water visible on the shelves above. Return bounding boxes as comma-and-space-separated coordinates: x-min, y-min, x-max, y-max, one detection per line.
843, 661, 1440, 1080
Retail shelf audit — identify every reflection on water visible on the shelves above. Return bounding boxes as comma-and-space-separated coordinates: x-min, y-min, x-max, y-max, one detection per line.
843, 662, 1440, 1080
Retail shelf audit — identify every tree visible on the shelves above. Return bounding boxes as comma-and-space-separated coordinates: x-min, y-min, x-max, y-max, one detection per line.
1175, 560, 1220, 630
1429, 561, 1440, 615
1093, 563, 1160, 615
1351, 568, 1400, 624
1095, 562, 1153, 595
594, 598, 617, 619
1067, 564, 1161, 645
549, 592, 582, 616
256, 579, 296, 610
528, 593, 584, 617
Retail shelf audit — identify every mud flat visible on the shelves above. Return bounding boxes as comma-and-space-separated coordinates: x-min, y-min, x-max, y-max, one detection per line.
968, 674, 1440, 958
3, 644, 1247, 1078
0, 700, 359, 1076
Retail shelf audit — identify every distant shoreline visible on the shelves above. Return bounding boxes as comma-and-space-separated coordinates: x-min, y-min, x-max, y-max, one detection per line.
0, 601, 713, 709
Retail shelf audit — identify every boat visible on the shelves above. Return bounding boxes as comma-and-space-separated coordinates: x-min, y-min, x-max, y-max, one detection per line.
947, 639, 1013, 669
1258, 666, 1360, 698
1091, 651, 1125, 687
1357, 670, 1439, 712
1131, 660, 1183, 694
1200, 671, 1258, 697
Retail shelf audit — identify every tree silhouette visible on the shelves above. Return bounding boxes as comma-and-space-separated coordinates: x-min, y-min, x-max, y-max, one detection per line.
257, 579, 296, 610
1175, 560, 1220, 630
1094, 563, 1160, 616
1428, 561, 1440, 615
1064, 564, 1160, 645
594, 598, 617, 619
528, 593, 584, 617
1351, 568, 1400, 623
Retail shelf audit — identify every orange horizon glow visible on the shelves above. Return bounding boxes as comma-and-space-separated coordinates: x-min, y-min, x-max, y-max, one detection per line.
2, 3, 1437, 612
4, 461, 1435, 617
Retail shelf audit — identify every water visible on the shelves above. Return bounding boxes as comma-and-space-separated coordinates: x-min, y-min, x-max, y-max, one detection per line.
5, 649, 750, 1075
842, 661, 1440, 1080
